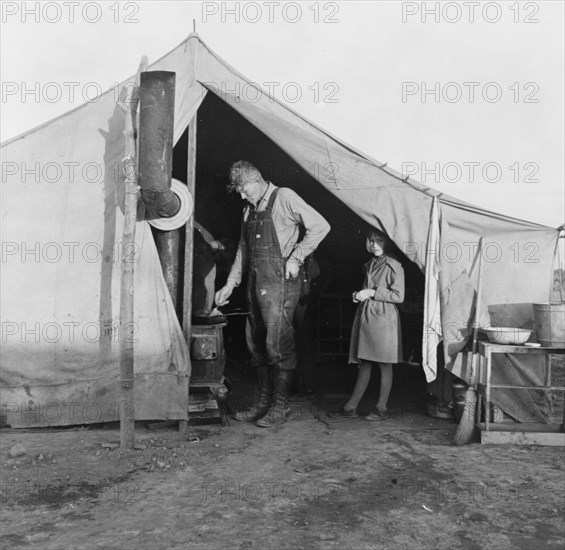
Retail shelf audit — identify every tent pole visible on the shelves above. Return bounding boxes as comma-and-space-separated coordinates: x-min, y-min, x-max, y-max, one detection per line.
183, 115, 197, 341
118, 56, 148, 450
179, 114, 197, 436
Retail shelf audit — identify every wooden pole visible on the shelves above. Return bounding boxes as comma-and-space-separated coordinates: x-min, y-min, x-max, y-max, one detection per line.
118, 56, 147, 450
179, 36, 198, 436
179, 114, 197, 437
183, 115, 197, 340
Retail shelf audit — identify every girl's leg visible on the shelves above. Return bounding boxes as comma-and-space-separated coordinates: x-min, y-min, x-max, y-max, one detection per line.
376, 363, 393, 412
344, 361, 372, 411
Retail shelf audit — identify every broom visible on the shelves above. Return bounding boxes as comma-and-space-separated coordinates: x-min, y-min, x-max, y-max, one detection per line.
453, 238, 484, 446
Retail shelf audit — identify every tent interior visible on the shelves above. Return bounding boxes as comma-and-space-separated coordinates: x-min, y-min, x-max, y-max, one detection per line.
171, 91, 433, 412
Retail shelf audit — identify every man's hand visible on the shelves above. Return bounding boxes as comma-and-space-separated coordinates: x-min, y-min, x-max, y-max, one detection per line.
215, 282, 235, 307
352, 289, 375, 303
285, 259, 300, 280
210, 240, 225, 251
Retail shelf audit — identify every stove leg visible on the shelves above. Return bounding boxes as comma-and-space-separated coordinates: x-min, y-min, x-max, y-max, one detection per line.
210, 383, 230, 427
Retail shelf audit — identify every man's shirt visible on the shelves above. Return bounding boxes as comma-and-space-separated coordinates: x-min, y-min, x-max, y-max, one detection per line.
227, 182, 330, 285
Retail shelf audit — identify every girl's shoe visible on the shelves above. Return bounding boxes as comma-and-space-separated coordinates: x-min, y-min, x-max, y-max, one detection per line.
364, 409, 390, 421
328, 406, 359, 419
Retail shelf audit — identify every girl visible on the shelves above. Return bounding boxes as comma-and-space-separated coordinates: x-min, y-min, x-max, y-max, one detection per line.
331, 230, 405, 420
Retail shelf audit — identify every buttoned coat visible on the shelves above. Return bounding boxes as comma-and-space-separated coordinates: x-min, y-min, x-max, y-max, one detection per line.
348, 254, 405, 364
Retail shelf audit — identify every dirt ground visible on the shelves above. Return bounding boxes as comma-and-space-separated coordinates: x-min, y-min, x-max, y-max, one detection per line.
1, 361, 564, 550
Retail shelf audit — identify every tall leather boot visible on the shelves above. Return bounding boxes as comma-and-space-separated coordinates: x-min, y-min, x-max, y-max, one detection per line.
256, 369, 293, 428
233, 366, 273, 422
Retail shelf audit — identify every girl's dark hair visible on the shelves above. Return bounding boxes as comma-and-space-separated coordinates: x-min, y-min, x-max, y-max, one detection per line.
365, 229, 390, 254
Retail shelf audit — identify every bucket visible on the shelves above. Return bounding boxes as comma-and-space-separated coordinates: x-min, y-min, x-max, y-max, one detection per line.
451, 381, 468, 403
532, 302, 565, 346
453, 399, 466, 423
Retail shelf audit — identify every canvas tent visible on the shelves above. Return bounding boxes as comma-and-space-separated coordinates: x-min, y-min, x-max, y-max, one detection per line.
1, 34, 561, 427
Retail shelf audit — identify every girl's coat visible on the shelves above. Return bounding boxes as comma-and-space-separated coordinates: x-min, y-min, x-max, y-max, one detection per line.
348, 254, 405, 364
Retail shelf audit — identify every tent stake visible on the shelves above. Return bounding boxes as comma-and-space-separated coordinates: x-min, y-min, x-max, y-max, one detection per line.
118, 56, 147, 449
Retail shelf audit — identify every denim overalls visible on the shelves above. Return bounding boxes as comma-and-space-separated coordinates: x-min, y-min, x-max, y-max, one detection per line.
244, 189, 302, 371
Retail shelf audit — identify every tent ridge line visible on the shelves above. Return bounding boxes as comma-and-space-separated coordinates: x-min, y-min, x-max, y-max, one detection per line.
439, 197, 556, 229
380, 167, 431, 194
193, 34, 558, 231
416, 184, 444, 199
193, 35, 382, 164
382, 167, 555, 230
1, 36, 196, 148
2, 32, 558, 234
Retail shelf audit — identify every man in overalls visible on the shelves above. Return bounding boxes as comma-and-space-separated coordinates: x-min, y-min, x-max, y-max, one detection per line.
215, 160, 330, 428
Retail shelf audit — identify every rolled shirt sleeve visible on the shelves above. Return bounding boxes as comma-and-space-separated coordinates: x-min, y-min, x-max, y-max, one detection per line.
275, 188, 330, 265
227, 215, 247, 286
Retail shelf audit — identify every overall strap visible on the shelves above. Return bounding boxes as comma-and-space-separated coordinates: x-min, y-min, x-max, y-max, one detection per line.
265, 187, 279, 212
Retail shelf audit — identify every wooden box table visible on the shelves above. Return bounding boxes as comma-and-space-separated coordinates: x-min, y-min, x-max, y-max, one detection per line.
476, 341, 565, 446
